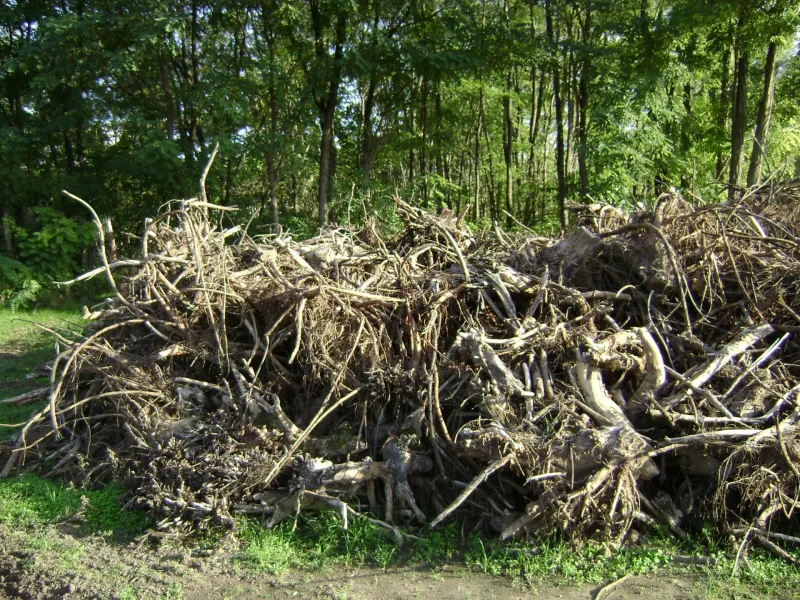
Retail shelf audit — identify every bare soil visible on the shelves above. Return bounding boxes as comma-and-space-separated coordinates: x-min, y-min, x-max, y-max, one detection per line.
0, 522, 771, 600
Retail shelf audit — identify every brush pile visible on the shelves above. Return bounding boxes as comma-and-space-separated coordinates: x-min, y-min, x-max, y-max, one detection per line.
3, 181, 800, 559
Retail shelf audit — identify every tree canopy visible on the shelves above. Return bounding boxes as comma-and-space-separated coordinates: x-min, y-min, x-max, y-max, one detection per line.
2, 0, 799, 265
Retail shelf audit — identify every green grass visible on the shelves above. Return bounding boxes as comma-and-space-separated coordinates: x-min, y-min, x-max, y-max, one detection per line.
0, 306, 84, 349
238, 518, 305, 574
0, 474, 151, 537
236, 512, 407, 574
0, 306, 83, 440
233, 510, 800, 597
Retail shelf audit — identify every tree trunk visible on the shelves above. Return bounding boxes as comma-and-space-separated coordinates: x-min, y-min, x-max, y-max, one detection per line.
76, 119, 84, 169
747, 41, 777, 187
539, 102, 552, 225
434, 87, 451, 207
577, 8, 591, 201
319, 104, 336, 226
420, 76, 429, 207
223, 156, 233, 206
681, 81, 692, 190
528, 66, 546, 208
729, 48, 748, 200
565, 46, 575, 176
191, 0, 199, 85
408, 79, 416, 189
525, 67, 537, 221
483, 113, 497, 224
102, 217, 118, 262
159, 56, 176, 141
546, 0, 567, 228
64, 129, 75, 173
503, 69, 513, 228
474, 88, 483, 221
361, 78, 377, 201
310, 3, 347, 228
266, 3, 280, 232
2, 206, 14, 258
267, 140, 279, 231
715, 49, 732, 180
577, 71, 589, 200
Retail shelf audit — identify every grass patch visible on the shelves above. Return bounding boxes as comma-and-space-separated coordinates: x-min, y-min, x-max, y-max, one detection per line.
0, 474, 151, 537
235, 512, 409, 574
0, 399, 48, 442
26, 530, 86, 572
0, 306, 84, 350
233, 510, 800, 596
0, 306, 83, 440
237, 518, 304, 574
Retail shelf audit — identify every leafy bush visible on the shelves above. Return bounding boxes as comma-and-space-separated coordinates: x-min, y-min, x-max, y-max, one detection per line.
0, 255, 42, 310
1, 208, 96, 310
14, 207, 96, 282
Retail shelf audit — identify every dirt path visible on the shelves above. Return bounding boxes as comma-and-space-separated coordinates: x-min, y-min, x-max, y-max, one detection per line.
0, 522, 759, 600
179, 567, 710, 600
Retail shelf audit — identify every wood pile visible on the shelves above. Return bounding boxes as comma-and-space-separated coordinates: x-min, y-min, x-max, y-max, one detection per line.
3, 181, 800, 558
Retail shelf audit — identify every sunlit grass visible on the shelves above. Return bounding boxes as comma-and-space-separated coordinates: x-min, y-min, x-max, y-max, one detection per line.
232, 510, 800, 598
0, 474, 151, 537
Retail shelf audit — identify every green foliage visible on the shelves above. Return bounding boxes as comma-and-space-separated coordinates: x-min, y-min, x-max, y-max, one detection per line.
236, 511, 404, 573
408, 523, 462, 564
278, 210, 318, 240
0, 208, 96, 309
1, 0, 799, 247
14, 208, 95, 283
0, 475, 82, 527
0, 255, 41, 311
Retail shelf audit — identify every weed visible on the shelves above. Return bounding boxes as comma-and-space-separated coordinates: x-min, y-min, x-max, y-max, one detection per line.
408, 523, 461, 564
25, 532, 85, 573
465, 537, 503, 575
374, 544, 396, 571
82, 483, 152, 536
118, 587, 138, 600
237, 518, 302, 574
160, 583, 183, 600
293, 511, 399, 569
0, 475, 81, 526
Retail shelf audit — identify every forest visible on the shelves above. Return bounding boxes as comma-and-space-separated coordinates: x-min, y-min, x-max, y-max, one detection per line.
1, 0, 800, 302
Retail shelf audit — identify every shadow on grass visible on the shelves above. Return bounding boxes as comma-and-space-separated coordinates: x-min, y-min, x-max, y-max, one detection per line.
0, 306, 84, 440
0, 343, 53, 442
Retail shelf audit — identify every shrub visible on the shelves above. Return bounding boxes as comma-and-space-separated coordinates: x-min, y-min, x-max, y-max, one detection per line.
1, 208, 96, 310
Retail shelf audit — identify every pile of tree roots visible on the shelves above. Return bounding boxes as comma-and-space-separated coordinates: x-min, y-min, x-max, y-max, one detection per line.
4, 182, 800, 559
